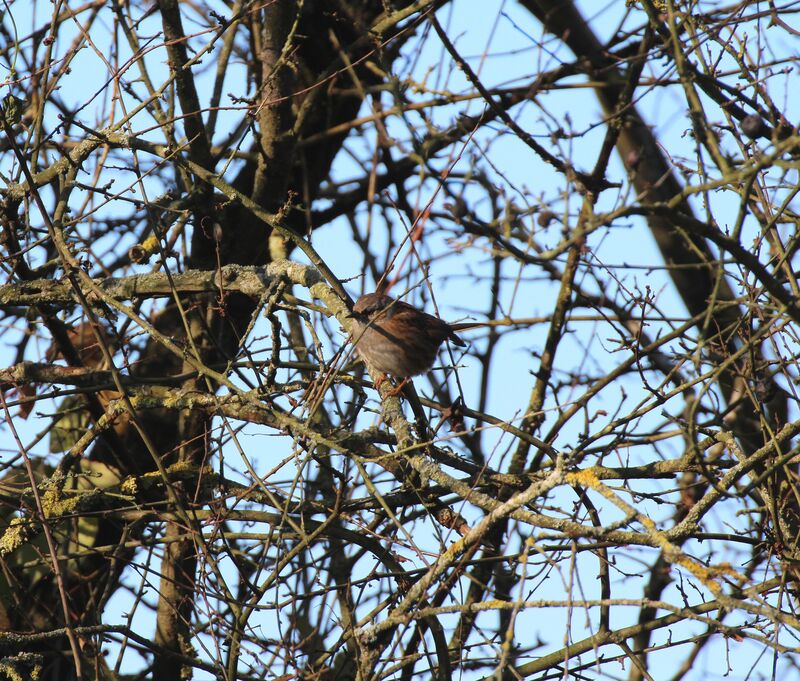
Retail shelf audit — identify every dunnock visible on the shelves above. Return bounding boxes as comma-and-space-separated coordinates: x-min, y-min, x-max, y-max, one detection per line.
349, 292, 466, 391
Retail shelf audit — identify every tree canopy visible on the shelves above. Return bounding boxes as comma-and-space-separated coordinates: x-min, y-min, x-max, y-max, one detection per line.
1, 1, 799, 679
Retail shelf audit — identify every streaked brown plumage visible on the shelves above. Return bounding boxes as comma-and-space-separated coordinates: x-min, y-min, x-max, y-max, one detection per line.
349, 292, 466, 385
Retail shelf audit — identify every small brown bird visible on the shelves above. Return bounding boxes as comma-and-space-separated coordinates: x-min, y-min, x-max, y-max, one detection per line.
349, 292, 466, 392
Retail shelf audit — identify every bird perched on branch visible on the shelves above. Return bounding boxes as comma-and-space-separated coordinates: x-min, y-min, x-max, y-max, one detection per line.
349, 292, 468, 393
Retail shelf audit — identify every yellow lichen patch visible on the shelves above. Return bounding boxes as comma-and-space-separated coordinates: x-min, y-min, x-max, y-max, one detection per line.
674, 555, 723, 594
120, 461, 209, 496
168, 459, 195, 475
0, 517, 27, 555
0, 661, 26, 681
626, 0, 668, 9
120, 476, 138, 495
128, 233, 161, 263
565, 469, 600, 487
121, 468, 166, 496
41, 486, 82, 518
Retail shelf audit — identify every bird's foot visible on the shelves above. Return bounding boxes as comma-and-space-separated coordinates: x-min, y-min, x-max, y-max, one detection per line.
385, 377, 409, 396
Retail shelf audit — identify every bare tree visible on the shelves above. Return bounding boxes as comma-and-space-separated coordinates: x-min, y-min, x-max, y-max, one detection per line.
1, 1, 799, 679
